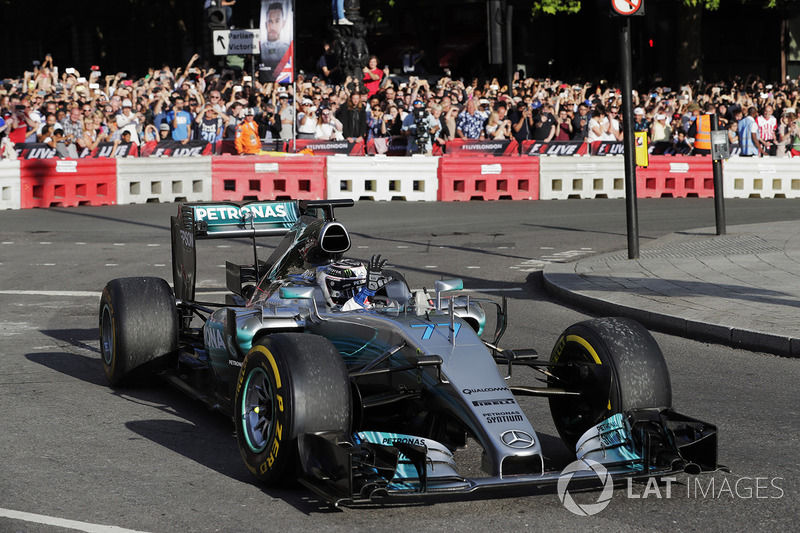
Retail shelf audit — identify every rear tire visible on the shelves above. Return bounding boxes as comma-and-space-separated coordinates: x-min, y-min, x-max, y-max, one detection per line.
234, 333, 351, 485
99, 277, 178, 386
548, 317, 672, 450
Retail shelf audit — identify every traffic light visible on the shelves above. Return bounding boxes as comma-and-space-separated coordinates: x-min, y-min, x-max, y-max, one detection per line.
207, 7, 227, 30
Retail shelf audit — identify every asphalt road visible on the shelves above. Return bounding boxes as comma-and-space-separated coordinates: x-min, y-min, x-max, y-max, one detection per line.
1, 199, 798, 532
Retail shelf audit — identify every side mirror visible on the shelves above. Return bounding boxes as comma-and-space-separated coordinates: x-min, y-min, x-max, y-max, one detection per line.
434, 278, 463, 310
280, 286, 315, 300
435, 279, 463, 293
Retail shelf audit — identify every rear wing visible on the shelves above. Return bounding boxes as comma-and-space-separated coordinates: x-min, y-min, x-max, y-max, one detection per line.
171, 200, 353, 300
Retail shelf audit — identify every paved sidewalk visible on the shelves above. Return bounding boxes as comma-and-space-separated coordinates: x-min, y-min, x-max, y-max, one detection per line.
542, 220, 800, 357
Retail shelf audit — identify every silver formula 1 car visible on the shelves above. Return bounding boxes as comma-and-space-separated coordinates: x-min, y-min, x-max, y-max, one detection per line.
99, 199, 719, 506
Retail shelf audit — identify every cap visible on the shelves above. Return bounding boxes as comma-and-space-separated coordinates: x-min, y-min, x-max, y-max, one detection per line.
159, 123, 170, 131
412, 99, 424, 107
53, 125, 64, 134
243, 108, 255, 116
531, 101, 542, 110
478, 98, 490, 105
122, 99, 132, 108
302, 98, 313, 105
634, 107, 644, 115
278, 92, 289, 98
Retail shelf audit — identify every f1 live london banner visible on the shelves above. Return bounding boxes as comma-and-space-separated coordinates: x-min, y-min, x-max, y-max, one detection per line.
259, 0, 294, 83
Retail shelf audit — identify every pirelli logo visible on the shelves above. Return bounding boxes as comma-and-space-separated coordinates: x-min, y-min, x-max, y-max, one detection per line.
472, 398, 516, 407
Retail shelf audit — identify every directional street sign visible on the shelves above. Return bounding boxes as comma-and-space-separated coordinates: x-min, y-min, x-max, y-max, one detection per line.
212, 29, 261, 56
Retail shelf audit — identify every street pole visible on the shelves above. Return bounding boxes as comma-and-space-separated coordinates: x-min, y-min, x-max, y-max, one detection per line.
620, 17, 639, 259
504, 2, 513, 92
710, 113, 727, 235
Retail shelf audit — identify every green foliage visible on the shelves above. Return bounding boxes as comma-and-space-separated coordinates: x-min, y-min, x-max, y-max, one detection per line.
531, 0, 582, 16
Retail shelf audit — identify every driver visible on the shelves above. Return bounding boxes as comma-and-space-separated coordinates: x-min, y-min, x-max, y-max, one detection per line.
317, 255, 390, 310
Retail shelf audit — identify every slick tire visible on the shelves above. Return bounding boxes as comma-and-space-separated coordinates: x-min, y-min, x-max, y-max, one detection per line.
99, 277, 179, 387
234, 333, 351, 485
548, 317, 672, 450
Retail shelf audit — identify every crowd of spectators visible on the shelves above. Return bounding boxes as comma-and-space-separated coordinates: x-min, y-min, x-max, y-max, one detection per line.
3, 51, 800, 159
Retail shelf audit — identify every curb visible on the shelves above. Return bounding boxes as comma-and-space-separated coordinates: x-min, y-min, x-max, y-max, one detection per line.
542, 261, 799, 358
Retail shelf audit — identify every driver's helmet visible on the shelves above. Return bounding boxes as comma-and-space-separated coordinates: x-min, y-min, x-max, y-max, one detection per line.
317, 259, 367, 306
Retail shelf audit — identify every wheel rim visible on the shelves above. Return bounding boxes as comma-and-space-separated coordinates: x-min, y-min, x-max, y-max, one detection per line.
241, 367, 274, 453
101, 305, 114, 366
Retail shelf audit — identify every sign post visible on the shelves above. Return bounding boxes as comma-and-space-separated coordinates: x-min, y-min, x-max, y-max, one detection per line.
212, 29, 261, 56
611, 0, 644, 260
710, 114, 728, 235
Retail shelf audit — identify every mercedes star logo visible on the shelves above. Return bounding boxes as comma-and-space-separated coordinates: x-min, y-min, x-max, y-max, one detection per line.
501, 429, 535, 449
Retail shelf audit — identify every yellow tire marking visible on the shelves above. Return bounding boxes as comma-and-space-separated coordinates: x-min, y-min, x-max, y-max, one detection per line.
249, 345, 281, 389
565, 334, 602, 364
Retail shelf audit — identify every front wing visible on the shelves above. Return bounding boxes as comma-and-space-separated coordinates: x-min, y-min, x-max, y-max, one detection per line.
296, 408, 720, 506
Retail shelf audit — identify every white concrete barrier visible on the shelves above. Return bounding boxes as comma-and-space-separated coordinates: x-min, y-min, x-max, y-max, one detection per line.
538, 156, 625, 200
116, 157, 213, 204
326, 155, 439, 201
723, 157, 800, 199
0, 160, 21, 210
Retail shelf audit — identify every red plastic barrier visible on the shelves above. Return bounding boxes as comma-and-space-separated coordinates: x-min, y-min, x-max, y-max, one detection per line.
211, 155, 326, 201
437, 156, 539, 201
636, 155, 714, 198
19, 158, 117, 208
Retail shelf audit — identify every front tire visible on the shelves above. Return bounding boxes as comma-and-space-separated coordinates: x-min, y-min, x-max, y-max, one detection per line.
99, 277, 178, 386
234, 333, 351, 485
548, 317, 672, 449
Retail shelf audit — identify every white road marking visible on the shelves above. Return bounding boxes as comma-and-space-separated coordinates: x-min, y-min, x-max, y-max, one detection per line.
424, 265, 438, 268
105, 264, 119, 267
0, 290, 99, 297
511, 249, 594, 272
147, 244, 160, 247
113, 243, 125, 246
466, 266, 481, 269
397, 245, 409, 248
76, 242, 86, 245
40, 242, 51, 245
2, 241, 13, 244
0, 507, 151, 533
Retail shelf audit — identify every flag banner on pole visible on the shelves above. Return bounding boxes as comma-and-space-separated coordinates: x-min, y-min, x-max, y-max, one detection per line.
259, 0, 294, 84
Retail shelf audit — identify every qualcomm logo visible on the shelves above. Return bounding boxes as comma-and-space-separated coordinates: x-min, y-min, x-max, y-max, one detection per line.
556, 459, 614, 516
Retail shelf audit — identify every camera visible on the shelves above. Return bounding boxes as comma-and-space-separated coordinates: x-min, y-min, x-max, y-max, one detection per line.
32, 60, 41, 67
412, 107, 431, 152
119, 72, 127, 79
